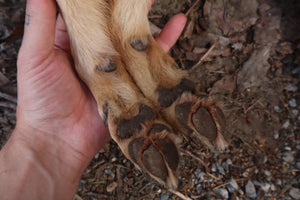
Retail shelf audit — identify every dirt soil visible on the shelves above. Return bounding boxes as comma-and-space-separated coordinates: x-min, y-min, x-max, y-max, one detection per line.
0, 0, 299, 199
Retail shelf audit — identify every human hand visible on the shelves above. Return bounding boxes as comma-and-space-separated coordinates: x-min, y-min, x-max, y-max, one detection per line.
0, 0, 186, 198
15, 0, 186, 169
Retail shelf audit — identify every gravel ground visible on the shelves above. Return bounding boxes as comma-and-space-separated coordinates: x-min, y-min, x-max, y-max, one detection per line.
0, 0, 299, 199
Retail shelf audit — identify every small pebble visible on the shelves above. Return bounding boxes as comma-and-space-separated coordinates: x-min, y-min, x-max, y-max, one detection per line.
288, 99, 297, 107
276, 179, 282, 186
271, 184, 276, 191
243, 171, 249, 178
289, 187, 300, 200
284, 146, 292, 151
211, 163, 217, 172
274, 105, 285, 113
77, 180, 86, 191
216, 162, 226, 175
296, 162, 300, 170
284, 85, 298, 92
94, 152, 100, 159
104, 168, 115, 178
264, 170, 271, 177
159, 192, 169, 200
246, 180, 257, 199
282, 120, 290, 129
292, 109, 299, 117
282, 151, 295, 163
196, 184, 202, 194
226, 179, 239, 193
111, 156, 117, 162
260, 182, 271, 192
194, 168, 206, 182
292, 67, 300, 75
214, 188, 229, 199
226, 159, 233, 165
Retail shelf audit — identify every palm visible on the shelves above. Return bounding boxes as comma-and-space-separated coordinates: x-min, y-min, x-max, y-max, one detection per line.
17, 47, 109, 162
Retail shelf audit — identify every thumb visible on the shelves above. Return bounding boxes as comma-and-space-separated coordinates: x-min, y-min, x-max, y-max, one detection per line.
19, 0, 57, 62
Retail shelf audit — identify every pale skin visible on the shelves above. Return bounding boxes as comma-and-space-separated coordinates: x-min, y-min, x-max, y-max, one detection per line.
0, 0, 186, 199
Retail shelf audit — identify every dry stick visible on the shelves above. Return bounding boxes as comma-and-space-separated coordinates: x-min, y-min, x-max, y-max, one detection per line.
192, 39, 219, 70
0, 91, 17, 103
212, 178, 246, 190
277, 175, 300, 198
185, 0, 202, 17
169, 189, 193, 200
0, 101, 16, 110
180, 148, 209, 172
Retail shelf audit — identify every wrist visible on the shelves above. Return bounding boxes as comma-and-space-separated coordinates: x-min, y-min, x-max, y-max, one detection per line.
0, 126, 85, 199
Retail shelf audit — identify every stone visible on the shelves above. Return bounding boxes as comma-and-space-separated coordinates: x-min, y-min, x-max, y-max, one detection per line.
226, 179, 239, 193
159, 192, 169, 200
288, 99, 297, 107
214, 188, 229, 199
282, 151, 295, 163
282, 120, 290, 129
246, 180, 257, 199
289, 188, 300, 200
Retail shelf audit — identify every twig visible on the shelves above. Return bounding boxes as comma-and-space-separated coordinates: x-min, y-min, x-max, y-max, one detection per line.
180, 148, 210, 172
212, 178, 245, 190
185, 0, 201, 17
277, 175, 300, 198
0, 91, 17, 103
0, 101, 16, 110
169, 189, 193, 200
192, 39, 219, 70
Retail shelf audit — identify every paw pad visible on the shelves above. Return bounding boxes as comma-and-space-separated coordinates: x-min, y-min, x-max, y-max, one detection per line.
130, 37, 149, 51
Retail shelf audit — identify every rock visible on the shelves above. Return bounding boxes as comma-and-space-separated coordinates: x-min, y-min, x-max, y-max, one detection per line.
282, 121, 290, 129
226, 159, 233, 165
264, 170, 271, 177
288, 99, 297, 107
274, 105, 285, 113
226, 179, 239, 193
246, 180, 257, 199
276, 179, 282, 186
282, 151, 295, 163
104, 168, 115, 178
284, 146, 292, 151
292, 67, 300, 75
291, 109, 299, 117
211, 163, 217, 172
159, 192, 169, 200
271, 184, 276, 191
195, 184, 202, 194
260, 182, 271, 193
216, 162, 226, 175
214, 188, 229, 199
284, 85, 298, 92
296, 162, 300, 170
194, 168, 206, 182
289, 187, 300, 200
